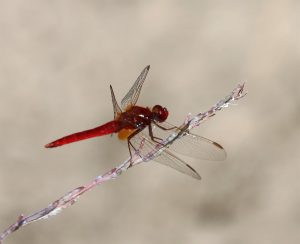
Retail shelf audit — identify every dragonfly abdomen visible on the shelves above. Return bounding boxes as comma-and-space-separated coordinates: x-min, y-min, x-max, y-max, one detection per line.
45, 120, 121, 148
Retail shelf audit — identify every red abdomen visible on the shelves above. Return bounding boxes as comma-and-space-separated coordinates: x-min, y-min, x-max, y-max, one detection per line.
45, 120, 121, 148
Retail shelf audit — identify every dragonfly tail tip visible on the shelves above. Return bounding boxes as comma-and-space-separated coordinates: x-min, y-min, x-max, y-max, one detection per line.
45, 142, 55, 148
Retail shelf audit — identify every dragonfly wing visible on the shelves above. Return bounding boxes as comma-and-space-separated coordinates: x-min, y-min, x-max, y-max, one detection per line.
153, 121, 227, 161
154, 148, 201, 179
110, 85, 122, 119
121, 65, 150, 110
130, 131, 201, 179
168, 132, 227, 161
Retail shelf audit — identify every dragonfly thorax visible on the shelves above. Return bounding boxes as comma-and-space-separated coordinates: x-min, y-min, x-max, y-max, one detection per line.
119, 106, 152, 129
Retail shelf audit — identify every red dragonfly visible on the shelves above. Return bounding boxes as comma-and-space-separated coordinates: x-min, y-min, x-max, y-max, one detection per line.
45, 66, 226, 179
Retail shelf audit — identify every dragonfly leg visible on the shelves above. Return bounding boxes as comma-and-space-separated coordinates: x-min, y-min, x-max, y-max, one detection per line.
127, 128, 144, 166
148, 124, 164, 144
153, 121, 176, 131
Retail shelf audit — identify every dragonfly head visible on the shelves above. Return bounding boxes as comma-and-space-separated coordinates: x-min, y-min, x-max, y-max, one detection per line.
152, 105, 169, 122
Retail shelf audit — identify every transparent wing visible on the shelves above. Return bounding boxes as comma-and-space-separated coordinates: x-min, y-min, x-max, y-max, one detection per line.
121, 65, 150, 110
130, 131, 201, 179
110, 85, 122, 119
155, 148, 201, 179
171, 132, 227, 160
152, 121, 227, 161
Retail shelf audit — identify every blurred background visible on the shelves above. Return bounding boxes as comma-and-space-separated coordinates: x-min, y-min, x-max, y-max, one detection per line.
0, 1, 299, 243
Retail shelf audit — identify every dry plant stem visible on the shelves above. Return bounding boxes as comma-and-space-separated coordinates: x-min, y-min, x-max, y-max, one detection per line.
0, 83, 246, 244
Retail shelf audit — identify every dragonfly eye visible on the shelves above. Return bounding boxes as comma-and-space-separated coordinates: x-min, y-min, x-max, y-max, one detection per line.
152, 105, 169, 122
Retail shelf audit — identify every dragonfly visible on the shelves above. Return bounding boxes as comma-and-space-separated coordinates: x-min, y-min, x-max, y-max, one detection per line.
45, 65, 226, 179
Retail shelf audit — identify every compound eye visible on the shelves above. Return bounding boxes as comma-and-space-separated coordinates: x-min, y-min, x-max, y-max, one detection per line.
152, 105, 162, 113
152, 105, 168, 122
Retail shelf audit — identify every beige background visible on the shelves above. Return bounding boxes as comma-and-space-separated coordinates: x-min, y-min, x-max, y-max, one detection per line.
0, 1, 299, 243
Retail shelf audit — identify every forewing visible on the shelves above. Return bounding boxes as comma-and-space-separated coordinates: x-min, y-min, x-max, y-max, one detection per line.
153, 121, 227, 161
110, 85, 122, 119
121, 65, 150, 110
169, 132, 227, 161
130, 131, 201, 179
